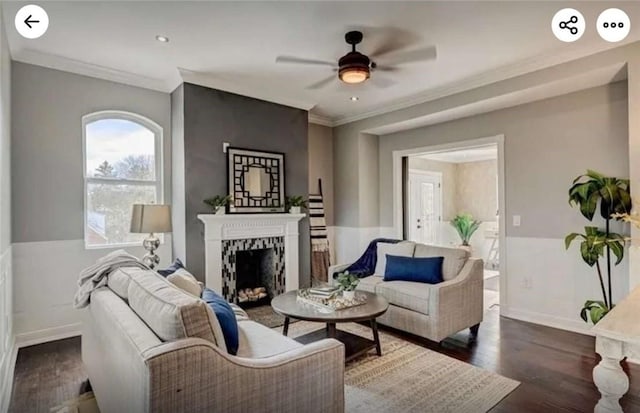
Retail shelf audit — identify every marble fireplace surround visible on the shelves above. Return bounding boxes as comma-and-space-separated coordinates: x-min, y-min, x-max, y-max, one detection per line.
198, 214, 305, 299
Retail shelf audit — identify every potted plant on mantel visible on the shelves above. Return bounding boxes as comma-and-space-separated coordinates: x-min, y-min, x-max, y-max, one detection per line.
336, 271, 359, 301
203, 195, 233, 215
450, 213, 481, 252
286, 195, 307, 214
565, 170, 631, 324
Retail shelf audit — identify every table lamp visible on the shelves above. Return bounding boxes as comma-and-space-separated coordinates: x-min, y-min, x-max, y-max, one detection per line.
130, 204, 172, 269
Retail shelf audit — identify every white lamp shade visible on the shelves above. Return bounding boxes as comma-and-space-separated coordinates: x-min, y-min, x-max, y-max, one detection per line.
130, 204, 172, 233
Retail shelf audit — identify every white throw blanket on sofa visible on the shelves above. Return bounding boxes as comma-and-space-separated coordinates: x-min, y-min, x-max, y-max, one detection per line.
74, 250, 150, 309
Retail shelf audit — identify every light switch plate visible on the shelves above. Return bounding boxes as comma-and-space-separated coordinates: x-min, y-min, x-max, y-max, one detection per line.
513, 215, 521, 227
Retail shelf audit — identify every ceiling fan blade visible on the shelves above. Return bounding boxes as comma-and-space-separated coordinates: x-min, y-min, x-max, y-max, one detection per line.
307, 74, 336, 90
372, 64, 399, 72
370, 76, 396, 89
276, 56, 336, 68
375, 46, 437, 66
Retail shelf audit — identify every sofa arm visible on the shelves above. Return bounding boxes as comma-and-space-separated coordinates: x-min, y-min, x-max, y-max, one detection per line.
328, 263, 351, 283
427, 258, 484, 341
143, 337, 345, 413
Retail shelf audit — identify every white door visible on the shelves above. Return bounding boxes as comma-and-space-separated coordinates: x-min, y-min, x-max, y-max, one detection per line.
408, 172, 442, 245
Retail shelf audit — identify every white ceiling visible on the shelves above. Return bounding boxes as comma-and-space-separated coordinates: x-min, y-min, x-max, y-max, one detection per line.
417, 145, 497, 164
3, 1, 639, 125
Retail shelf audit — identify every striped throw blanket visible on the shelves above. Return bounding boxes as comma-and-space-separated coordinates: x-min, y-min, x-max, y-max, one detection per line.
309, 193, 331, 282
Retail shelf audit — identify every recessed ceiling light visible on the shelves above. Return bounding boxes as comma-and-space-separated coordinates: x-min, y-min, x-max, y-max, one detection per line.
156, 35, 169, 43
350, 96, 359, 101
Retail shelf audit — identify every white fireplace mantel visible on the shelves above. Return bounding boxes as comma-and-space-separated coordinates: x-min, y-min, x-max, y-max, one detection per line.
198, 213, 305, 295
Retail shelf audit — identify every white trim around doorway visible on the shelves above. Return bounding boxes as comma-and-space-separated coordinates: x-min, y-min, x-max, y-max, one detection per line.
391, 135, 507, 313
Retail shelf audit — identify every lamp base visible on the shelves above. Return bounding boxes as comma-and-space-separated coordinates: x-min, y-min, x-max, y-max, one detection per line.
142, 233, 161, 269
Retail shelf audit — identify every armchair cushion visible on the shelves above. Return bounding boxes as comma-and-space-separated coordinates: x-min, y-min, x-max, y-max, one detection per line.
384, 255, 444, 284
356, 275, 384, 293
376, 281, 431, 315
374, 242, 415, 275
236, 319, 303, 358
413, 244, 469, 281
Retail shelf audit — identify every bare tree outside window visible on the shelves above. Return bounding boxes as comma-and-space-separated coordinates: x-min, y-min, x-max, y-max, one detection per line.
83, 113, 163, 248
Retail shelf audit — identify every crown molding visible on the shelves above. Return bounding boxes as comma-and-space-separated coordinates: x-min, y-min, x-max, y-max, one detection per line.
331, 39, 639, 127
11, 48, 173, 93
308, 113, 333, 127
178, 68, 316, 112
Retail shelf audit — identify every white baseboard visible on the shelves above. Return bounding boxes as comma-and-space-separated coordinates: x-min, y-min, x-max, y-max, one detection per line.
501, 307, 594, 336
15, 322, 82, 348
0, 337, 17, 413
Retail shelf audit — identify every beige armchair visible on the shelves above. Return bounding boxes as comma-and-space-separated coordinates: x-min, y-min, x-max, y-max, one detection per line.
328, 242, 484, 343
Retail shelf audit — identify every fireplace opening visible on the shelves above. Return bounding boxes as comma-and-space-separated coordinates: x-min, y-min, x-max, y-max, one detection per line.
235, 248, 275, 307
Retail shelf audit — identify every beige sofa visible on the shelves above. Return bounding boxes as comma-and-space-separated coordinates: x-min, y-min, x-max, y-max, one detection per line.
329, 242, 483, 343
82, 267, 345, 413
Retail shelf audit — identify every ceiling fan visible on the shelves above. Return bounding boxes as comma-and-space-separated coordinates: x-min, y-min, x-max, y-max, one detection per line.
275, 30, 437, 89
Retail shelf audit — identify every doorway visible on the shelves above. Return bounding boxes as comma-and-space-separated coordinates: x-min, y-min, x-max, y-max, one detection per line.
393, 135, 506, 313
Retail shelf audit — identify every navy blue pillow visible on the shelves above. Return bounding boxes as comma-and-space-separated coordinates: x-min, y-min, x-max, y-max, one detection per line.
202, 288, 239, 355
384, 255, 444, 284
157, 258, 184, 277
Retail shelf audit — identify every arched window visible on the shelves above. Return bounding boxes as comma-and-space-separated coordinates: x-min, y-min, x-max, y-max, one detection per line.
83, 111, 163, 248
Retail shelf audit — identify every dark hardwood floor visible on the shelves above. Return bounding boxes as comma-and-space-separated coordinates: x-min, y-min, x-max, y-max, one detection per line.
8, 306, 640, 412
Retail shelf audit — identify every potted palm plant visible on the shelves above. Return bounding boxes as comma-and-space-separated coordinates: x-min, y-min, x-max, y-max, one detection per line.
203, 195, 233, 215
565, 170, 630, 324
451, 213, 481, 250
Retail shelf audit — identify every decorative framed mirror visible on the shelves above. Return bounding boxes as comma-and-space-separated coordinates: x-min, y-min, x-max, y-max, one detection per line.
227, 147, 285, 213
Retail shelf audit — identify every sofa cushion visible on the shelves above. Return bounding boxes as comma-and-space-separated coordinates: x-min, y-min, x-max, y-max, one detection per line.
384, 255, 444, 284
167, 268, 203, 297
374, 242, 415, 276
127, 269, 227, 352
236, 320, 303, 358
375, 281, 431, 315
108, 267, 146, 301
356, 275, 384, 293
202, 288, 239, 355
413, 244, 469, 281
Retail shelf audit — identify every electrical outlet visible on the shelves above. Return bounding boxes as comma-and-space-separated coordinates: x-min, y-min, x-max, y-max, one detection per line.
513, 215, 521, 227
523, 277, 532, 289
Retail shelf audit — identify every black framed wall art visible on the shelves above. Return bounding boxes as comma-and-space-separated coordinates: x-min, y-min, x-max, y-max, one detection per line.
227, 147, 285, 213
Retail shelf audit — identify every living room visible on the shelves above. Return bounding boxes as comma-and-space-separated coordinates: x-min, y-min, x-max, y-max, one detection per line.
2, 1, 640, 412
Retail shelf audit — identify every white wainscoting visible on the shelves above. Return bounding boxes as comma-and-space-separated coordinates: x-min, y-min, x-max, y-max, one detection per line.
0, 245, 16, 413
503, 236, 628, 335
12, 238, 172, 347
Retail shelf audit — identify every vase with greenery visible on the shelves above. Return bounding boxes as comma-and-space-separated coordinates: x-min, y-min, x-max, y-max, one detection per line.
203, 195, 233, 215
336, 271, 359, 300
565, 170, 630, 324
450, 213, 481, 247
285, 195, 307, 214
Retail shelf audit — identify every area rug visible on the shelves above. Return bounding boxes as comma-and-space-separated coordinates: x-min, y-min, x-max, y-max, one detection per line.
246, 304, 299, 328
282, 321, 520, 413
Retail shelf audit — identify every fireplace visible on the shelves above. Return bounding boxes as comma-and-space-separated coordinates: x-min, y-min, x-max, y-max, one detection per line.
199, 213, 305, 301
235, 248, 275, 306
221, 236, 286, 303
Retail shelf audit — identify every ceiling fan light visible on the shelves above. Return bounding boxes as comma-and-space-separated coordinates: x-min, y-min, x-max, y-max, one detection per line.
339, 67, 370, 84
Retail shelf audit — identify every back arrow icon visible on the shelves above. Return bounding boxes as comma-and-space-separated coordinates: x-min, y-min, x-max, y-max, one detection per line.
24, 14, 39, 29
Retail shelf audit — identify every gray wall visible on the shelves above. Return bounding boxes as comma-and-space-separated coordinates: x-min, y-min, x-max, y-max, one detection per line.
380, 82, 629, 238
0, 16, 10, 251
171, 84, 186, 261
175, 83, 310, 285
308, 123, 334, 226
11, 62, 172, 243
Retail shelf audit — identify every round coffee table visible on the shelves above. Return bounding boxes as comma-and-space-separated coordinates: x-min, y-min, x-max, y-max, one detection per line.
271, 290, 389, 361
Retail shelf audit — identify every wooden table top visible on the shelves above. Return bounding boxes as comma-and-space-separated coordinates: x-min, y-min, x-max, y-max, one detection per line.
271, 290, 389, 323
